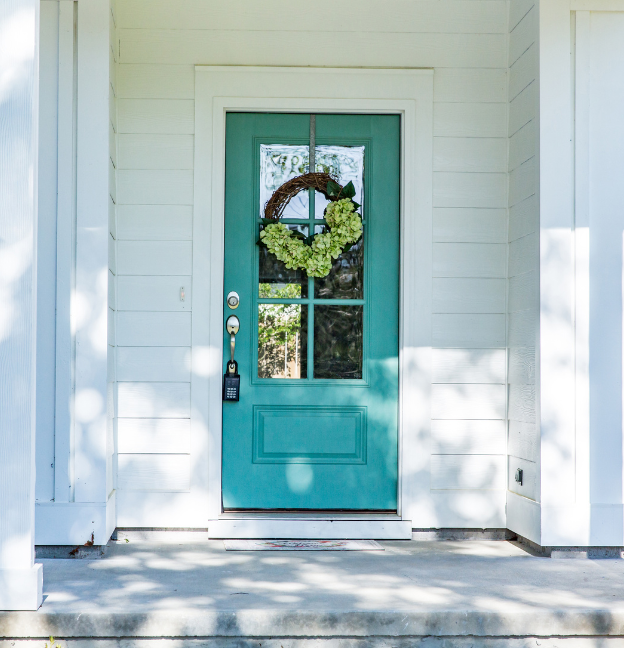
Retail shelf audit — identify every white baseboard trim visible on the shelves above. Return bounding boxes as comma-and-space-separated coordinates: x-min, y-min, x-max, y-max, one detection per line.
507, 491, 541, 545
35, 498, 114, 545
116, 491, 210, 528
208, 519, 412, 539
0, 564, 43, 610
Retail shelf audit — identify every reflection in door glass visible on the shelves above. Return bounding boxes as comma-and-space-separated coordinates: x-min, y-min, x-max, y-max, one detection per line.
314, 305, 363, 379
315, 145, 364, 219
258, 304, 308, 379
259, 225, 308, 298
314, 230, 363, 300
260, 144, 309, 219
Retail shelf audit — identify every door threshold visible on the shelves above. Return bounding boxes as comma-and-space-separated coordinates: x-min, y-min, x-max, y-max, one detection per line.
219, 510, 400, 520
208, 517, 412, 539
223, 508, 398, 517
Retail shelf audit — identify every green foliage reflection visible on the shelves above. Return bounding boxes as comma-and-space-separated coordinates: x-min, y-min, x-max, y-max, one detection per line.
258, 283, 306, 379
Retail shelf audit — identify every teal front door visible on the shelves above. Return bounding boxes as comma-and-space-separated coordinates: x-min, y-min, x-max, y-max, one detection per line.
222, 113, 400, 511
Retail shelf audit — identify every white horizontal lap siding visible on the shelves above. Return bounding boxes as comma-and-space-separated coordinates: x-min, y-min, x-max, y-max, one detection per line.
117, 275, 192, 311
507, 0, 539, 513
118, 99, 194, 134
116, 312, 191, 346
118, 418, 191, 453
432, 420, 506, 455
118, 134, 194, 170
117, 382, 190, 418
117, 170, 193, 205
116, 51, 194, 501
118, 0, 507, 33
117, 205, 192, 240
433, 278, 506, 314
430, 19, 508, 524
431, 455, 506, 490
432, 384, 506, 420
117, 454, 190, 491
432, 349, 506, 384
117, 347, 190, 382
117, 241, 192, 275
118, 32, 506, 68
116, 0, 509, 527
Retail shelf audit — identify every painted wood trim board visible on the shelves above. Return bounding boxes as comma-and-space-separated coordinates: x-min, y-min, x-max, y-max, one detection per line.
193, 66, 433, 537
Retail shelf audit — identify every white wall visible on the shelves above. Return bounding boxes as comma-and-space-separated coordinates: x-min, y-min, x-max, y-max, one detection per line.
113, 0, 509, 528
33, 0, 624, 541
506, 0, 541, 543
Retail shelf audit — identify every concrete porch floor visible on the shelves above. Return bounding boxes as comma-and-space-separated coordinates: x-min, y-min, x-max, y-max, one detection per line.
2, 535, 624, 643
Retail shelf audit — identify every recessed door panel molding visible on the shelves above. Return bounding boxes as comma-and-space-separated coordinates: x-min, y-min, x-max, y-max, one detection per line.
252, 406, 367, 465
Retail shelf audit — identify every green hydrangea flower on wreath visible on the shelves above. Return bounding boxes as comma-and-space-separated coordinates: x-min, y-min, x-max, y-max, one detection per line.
258, 172, 363, 278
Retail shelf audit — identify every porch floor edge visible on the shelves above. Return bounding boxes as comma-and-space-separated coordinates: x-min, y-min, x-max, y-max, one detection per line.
2, 609, 624, 639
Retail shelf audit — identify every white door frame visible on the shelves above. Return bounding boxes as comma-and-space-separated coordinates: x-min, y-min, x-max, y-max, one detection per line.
193, 66, 433, 539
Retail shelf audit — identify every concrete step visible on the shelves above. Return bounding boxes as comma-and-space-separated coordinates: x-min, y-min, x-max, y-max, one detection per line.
4, 639, 624, 648
2, 608, 624, 639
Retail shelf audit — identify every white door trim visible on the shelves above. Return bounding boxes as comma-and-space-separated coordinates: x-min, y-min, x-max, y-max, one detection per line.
193, 66, 433, 539
570, 0, 624, 10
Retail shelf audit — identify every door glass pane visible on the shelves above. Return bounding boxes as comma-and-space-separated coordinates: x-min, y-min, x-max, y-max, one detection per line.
259, 225, 308, 298
260, 144, 309, 219
314, 305, 363, 379
314, 229, 364, 300
314, 145, 364, 219
258, 304, 308, 379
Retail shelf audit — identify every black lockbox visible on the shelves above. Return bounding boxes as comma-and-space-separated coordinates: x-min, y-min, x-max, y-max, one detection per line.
223, 361, 240, 402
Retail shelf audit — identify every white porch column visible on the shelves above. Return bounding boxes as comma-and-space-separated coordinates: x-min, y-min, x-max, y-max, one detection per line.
538, 0, 624, 547
34, 0, 115, 546
538, 0, 577, 546
0, 0, 43, 610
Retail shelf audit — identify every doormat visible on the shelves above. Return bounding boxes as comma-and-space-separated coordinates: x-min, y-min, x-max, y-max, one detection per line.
224, 539, 384, 551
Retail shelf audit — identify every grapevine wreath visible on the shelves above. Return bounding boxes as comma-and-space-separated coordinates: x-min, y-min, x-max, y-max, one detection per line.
259, 172, 362, 278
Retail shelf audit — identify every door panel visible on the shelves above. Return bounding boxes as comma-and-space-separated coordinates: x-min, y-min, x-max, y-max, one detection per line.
222, 113, 400, 510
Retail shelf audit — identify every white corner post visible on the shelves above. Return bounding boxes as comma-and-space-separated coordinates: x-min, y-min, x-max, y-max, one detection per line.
538, 0, 577, 546
71, 0, 114, 543
539, 0, 624, 547
0, 0, 43, 610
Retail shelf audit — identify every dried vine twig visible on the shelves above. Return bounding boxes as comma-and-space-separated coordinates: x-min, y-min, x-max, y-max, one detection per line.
263, 172, 342, 221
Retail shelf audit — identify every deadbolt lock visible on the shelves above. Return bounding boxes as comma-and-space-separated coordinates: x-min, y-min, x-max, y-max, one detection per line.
227, 291, 240, 309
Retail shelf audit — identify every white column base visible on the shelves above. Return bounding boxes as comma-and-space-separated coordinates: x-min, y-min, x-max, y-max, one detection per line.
0, 564, 43, 610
